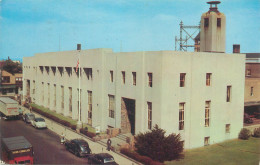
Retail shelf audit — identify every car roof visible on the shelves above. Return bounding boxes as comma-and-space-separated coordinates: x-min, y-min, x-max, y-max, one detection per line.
72, 139, 88, 144
95, 153, 113, 159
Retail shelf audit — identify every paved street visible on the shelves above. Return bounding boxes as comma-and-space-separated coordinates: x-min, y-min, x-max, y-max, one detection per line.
0, 118, 88, 164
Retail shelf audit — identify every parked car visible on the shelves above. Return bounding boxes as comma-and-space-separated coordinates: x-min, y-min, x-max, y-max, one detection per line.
244, 113, 253, 124
23, 113, 35, 124
65, 139, 91, 157
88, 153, 118, 165
31, 117, 47, 129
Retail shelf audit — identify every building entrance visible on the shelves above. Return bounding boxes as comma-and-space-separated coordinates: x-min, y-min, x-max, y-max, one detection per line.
121, 98, 135, 135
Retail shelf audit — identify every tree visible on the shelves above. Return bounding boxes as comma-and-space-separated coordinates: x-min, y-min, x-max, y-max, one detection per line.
134, 125, 184, 162
3, 59, 22, 74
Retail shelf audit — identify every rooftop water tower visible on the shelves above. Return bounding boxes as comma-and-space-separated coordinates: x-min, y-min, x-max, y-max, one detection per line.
200, 1, 226, 53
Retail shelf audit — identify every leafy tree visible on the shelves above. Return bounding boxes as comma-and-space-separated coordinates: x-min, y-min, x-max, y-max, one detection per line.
135, 125, 183, 162
3, 59, 22, 74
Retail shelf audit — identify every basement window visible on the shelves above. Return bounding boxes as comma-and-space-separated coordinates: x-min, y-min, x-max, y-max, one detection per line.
204, 137, 210, 146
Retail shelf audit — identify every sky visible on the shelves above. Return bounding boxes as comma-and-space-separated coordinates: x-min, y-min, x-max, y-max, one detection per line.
0, 0, 259, 61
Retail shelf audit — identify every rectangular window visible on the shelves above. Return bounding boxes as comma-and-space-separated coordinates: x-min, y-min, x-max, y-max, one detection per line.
226, 124, 230, 133
180, 73, 186, 87
88, 91, 92, 125
206, 73, 212, 86
2, 76, 10, 83
179, 103, 185, 130
251, 87, 254, 96
148, 102, 152, 130
217, 18, 221, 27
148, 73, 153, 87
132, 72, 136, 86
204, 137, 210, 146
110, 71, 113, 82
227, 86, 232, 102
246, 69, 251, 76
204, 18, 209, 28
205, 101, 210, 127
86, 68, 92, 80
108, 95, 115, 118
122, 71, 125, 84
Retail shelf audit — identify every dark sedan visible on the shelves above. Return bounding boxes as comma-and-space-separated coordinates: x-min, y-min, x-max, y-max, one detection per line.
88, 153, 118, 165
65, 139, 91, 157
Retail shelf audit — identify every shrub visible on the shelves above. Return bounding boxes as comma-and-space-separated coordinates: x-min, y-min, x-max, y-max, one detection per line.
120, 148, 163, 165
253, 127, 260, 137
135, 125, 183, 162
239, 128, 251, 140
71, 124, 77, 130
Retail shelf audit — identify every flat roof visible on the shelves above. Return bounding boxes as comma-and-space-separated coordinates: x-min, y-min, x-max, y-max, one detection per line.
246, 53, 260, 58
0, 97, 18, 104
2, 136, 32, 151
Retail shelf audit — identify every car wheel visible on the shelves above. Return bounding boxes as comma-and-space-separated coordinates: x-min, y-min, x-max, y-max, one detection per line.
76, 151, 80, 157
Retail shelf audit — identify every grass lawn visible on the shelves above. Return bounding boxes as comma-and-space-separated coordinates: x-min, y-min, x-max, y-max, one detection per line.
30, 103, 96, 133
165, 137, 260, 165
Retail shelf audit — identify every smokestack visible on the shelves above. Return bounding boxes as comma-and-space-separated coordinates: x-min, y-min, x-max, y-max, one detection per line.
233, 44, 240, 53
77, 44, 81, 50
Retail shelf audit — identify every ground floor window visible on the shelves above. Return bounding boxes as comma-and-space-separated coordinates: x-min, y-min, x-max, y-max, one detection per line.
108, 95, 115, 118
226, 124, 230, 133
204, 137, 210, 146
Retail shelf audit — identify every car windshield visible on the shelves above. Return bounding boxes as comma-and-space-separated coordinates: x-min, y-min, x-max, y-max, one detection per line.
104, 157, 115, 163
28, 114, 35, 120
35, 118, 45, 122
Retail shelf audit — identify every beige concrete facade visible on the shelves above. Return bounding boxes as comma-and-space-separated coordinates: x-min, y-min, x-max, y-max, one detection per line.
200, 10, 226, 53
23, 49, 245, 149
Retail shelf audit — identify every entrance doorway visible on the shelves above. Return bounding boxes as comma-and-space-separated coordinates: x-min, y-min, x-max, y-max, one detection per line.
121, 98, 135, 135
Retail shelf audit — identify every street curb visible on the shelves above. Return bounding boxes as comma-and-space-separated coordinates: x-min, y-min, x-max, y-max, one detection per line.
23, 106, 143, 165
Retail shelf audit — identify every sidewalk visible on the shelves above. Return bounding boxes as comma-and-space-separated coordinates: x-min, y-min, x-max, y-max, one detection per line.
21, 106, 141, 165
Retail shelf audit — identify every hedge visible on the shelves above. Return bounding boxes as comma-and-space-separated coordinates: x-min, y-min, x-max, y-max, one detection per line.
120, 148, 163, 165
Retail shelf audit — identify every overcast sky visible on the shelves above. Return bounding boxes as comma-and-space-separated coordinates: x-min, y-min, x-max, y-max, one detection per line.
0, 0, 259, 61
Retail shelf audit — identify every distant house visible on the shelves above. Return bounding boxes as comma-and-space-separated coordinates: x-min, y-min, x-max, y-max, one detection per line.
0, 70, 23, 96
244, 53, 260, 115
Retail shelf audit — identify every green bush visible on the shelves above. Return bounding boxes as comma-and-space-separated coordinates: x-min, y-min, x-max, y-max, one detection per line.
238, 128, 251, 140
253, 127, 260, 137
134, 125, 184, 162
120, 148, 163, 165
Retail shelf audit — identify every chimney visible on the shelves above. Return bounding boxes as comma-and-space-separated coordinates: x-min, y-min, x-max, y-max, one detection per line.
233, 44, 240, 53
77, 44, 81, 50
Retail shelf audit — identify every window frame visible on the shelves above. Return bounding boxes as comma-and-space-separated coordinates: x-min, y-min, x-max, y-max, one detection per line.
132, 72, 136, 86
108, 95, 115, 118
180, 73, 186, 87
148, 102, 152, 130
226, 86, 232, 102
122, 71, 126, 84
206, 73, 212, 86
205, 101, 211, 127
148, 73, 153, 87
225, 124, 230, 133
179, 103, 185, 130
204, 137, 210, 146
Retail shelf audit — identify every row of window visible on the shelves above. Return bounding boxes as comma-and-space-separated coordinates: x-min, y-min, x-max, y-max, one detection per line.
204, 17, 221, 28
204, 124, 230, 146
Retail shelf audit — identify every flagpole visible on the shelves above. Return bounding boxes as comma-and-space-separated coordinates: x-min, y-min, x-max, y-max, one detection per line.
77, 44, 82, 127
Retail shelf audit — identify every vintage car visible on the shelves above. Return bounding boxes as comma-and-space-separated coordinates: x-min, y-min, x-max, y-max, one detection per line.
31, 117, 47, 129
65, 139, 91, 157
88, 153, 118, 165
